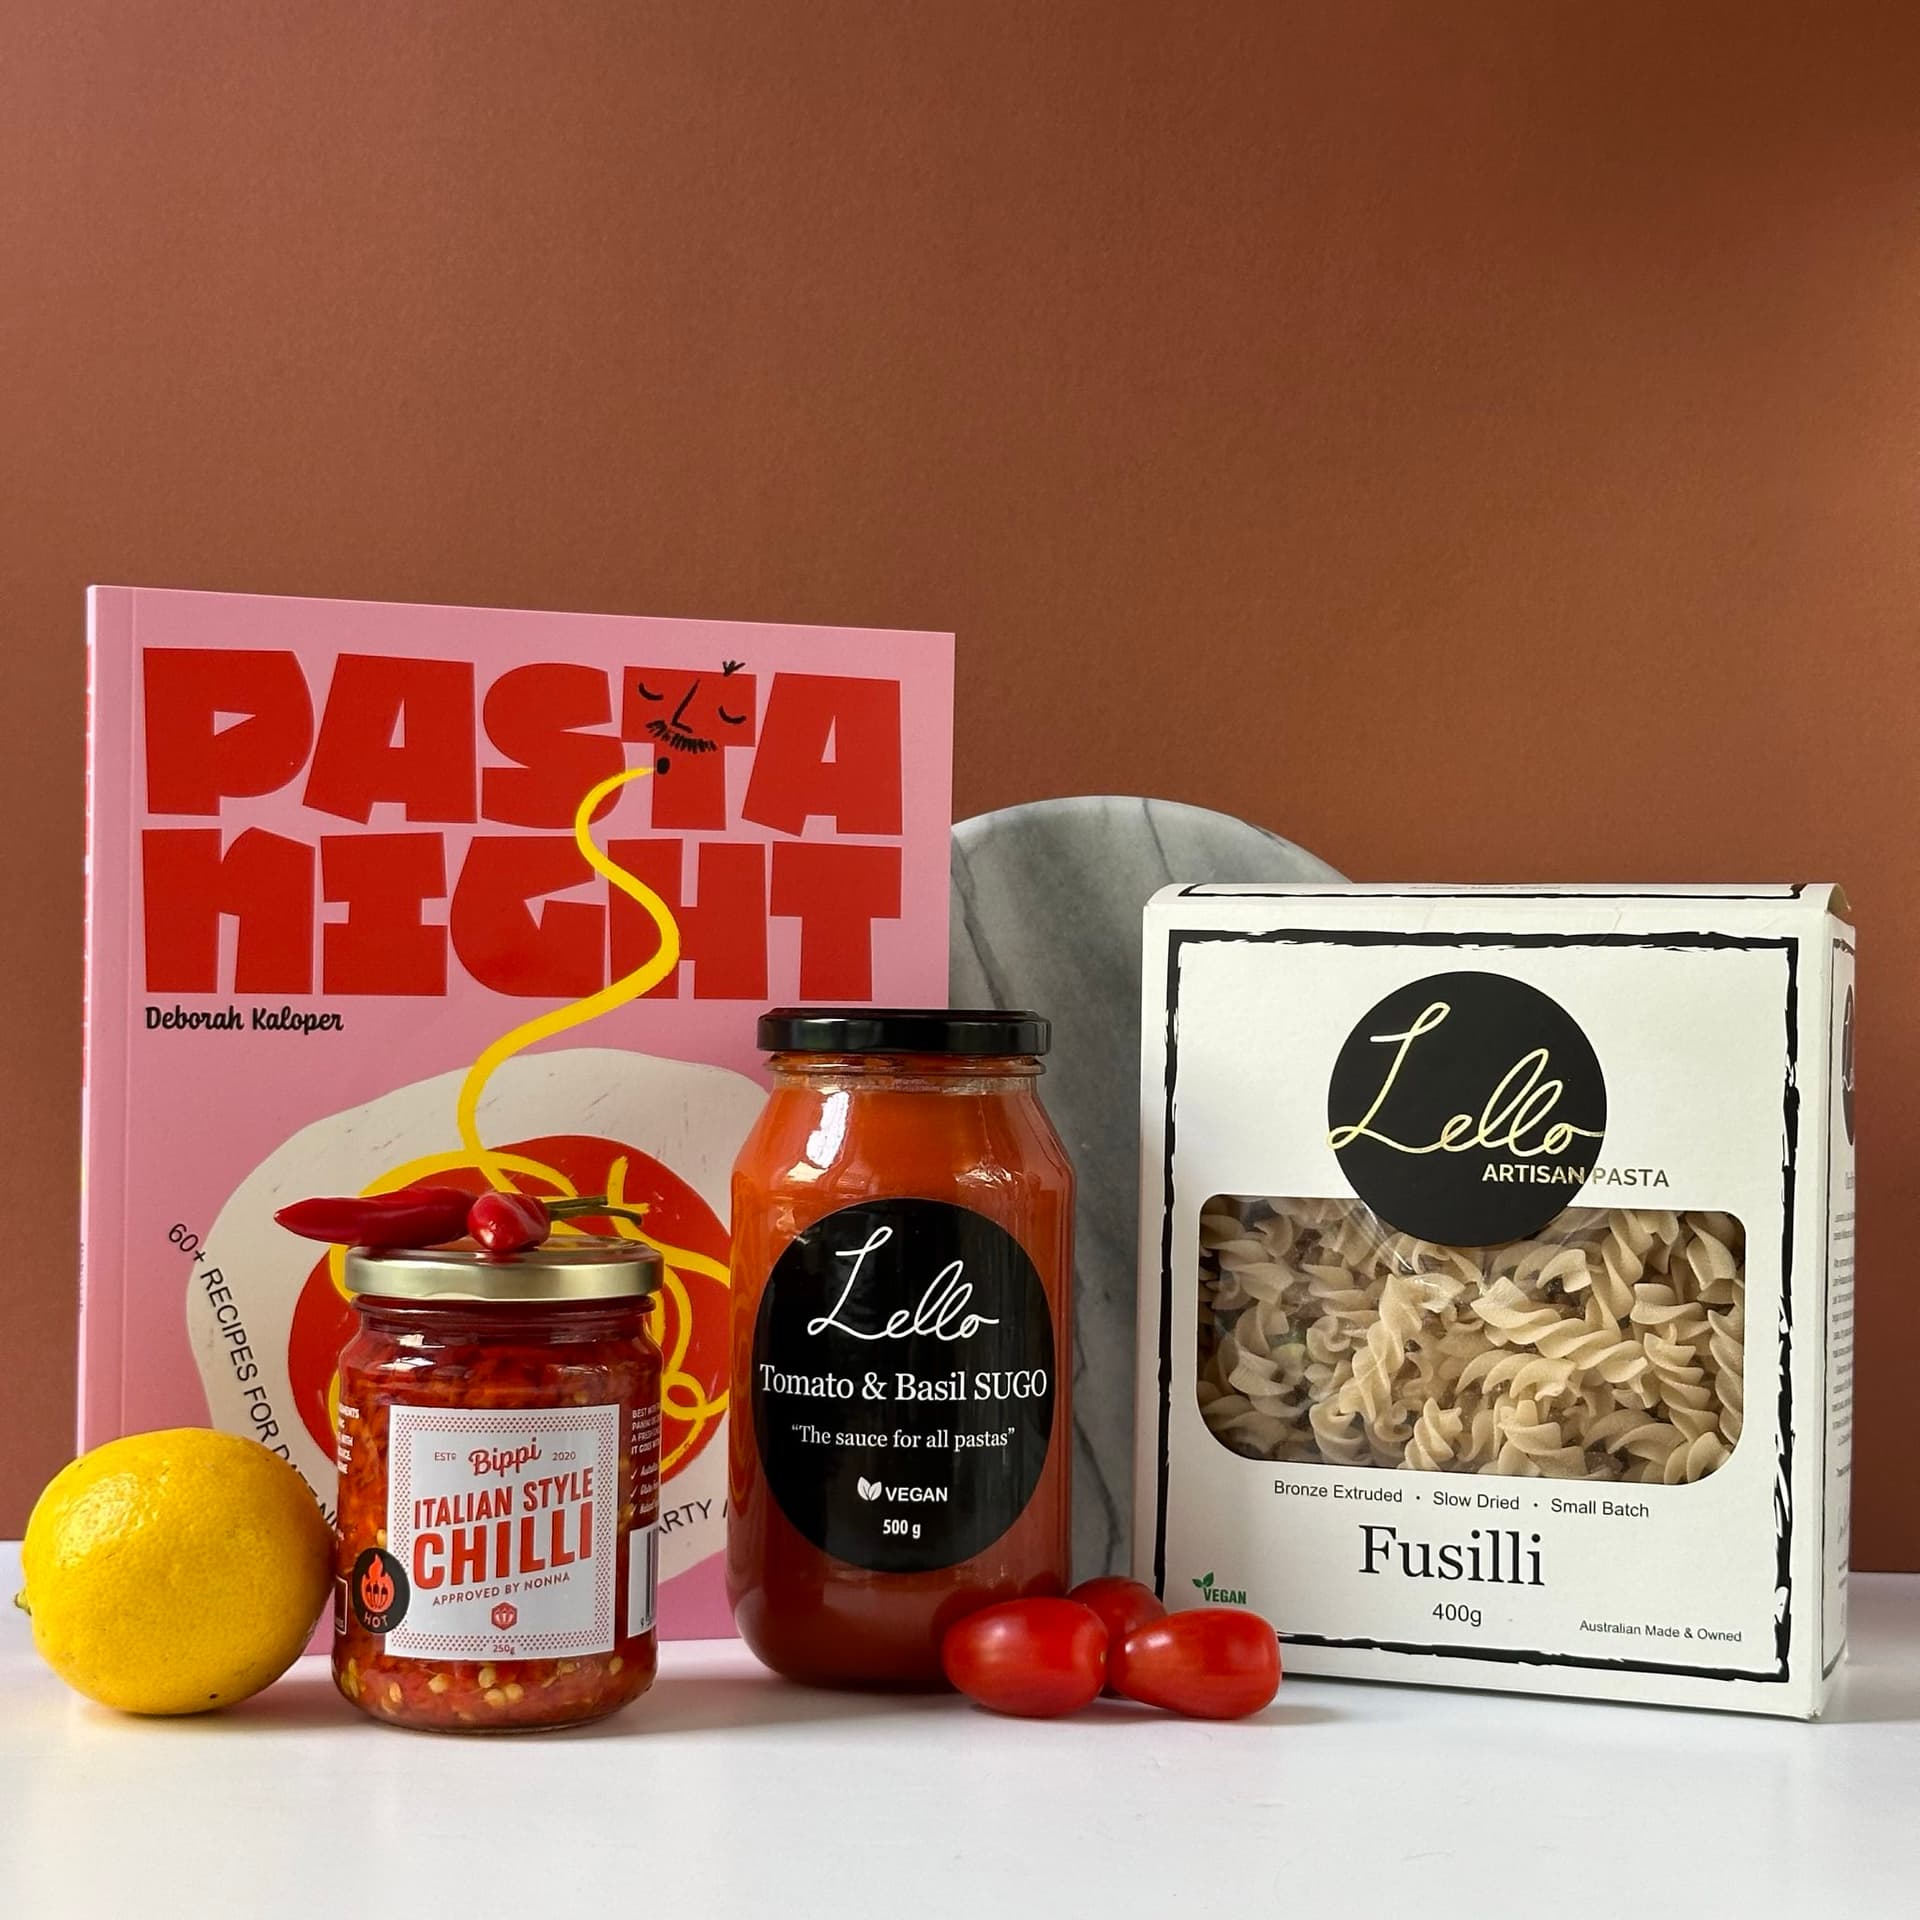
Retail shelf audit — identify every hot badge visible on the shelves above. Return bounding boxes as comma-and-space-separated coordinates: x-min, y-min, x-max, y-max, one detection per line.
350, 1548, 410, 1636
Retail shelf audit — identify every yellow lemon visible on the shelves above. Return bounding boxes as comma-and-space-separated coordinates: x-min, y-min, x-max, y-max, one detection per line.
16, 1428, 334, 1715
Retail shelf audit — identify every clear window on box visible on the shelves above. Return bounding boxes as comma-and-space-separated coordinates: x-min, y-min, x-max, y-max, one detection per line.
1196, 1199, 1745, 1485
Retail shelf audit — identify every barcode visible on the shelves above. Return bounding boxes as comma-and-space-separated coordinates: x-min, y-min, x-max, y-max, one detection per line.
628, 1523, 658, 1636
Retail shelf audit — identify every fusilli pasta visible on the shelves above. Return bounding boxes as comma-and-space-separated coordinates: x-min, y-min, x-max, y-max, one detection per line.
1197, 1200, 1745, 1484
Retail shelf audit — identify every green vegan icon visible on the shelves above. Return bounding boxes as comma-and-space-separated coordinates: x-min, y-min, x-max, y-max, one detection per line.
1192, 1568, 1247, 1604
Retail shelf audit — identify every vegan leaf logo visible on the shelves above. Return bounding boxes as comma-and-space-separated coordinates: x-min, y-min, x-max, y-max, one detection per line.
1192, 1567, 1248, 1604
857, 1477, 883, 1502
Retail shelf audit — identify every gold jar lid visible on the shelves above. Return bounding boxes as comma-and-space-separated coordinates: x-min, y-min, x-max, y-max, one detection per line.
346, 1238, 662, 1305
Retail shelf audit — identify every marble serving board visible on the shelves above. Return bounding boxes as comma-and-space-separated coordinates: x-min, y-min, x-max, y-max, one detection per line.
950, 796, 1344, 1578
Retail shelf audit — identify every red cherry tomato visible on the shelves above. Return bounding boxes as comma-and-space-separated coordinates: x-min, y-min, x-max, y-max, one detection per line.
1110, 1608, 1282, 1720
1069, 1576, 1167, 1646
1068, 1576, 1167, 1691
941, 1599, 1109, 1718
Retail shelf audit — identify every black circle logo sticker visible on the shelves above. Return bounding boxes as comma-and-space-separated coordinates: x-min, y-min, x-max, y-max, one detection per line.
751, 1198, 1056, 1574
1841, 985, 1856, 1146
1327, 970, 1606, 1247
349, 1547, 409, 1636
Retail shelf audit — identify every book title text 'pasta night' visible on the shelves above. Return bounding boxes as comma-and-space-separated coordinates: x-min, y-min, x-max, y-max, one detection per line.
139, 649, 907, 1002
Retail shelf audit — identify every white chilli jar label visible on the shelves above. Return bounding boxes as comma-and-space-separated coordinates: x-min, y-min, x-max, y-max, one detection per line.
383, 1403, 622, 1659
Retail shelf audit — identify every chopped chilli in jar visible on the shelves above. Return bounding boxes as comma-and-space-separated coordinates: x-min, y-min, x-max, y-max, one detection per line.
333, 1240, 662, 1732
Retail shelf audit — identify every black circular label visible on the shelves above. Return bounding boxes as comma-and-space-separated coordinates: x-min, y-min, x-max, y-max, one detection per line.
751, 1198, 1056, 1574
1327, 970, 1607, 1246
349, 1547, 410, 1636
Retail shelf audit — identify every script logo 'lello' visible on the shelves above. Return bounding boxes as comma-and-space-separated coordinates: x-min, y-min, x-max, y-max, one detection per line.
1326, 970, 1607, 1246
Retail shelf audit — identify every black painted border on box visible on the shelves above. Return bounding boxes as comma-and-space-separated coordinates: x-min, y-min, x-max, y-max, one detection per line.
1819, 931, 1857, 1682
1152, 926, 1799, 1687
1174, 884, 1812, 901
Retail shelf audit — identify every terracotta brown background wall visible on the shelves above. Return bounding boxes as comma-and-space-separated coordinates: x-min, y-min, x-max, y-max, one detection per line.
2, 2, 1915, 1561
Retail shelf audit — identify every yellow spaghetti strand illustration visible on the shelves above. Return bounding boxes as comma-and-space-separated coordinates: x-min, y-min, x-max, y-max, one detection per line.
341, 761, 731, 1472
604, 1154, 728, 1455
455, 764, 680, 1190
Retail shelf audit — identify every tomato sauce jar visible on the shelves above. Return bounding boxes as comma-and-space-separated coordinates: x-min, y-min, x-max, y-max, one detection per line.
333, 1241, 662, 1732
729, 1008, 1075, 1686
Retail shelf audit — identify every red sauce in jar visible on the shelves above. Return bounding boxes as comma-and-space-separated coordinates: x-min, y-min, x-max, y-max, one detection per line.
728, 1009, 1074, 1686
334, 1242, 661, 1732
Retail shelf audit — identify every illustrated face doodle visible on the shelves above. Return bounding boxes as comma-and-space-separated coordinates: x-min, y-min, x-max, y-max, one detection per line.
631, 660, 753, 773
621, 660, 760, 831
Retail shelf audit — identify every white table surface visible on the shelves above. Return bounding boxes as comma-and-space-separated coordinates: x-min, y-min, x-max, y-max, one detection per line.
1, 1542, 1915, 1920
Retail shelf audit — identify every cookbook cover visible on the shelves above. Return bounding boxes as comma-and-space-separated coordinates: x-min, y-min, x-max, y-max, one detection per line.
82, 586, 954, 1636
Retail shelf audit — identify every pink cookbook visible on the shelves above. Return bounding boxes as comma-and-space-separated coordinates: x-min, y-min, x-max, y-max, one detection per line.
82, 587, 954, 1635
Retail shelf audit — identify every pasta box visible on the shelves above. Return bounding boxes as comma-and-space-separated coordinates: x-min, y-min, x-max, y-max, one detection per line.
1133, 883, 1854, 1716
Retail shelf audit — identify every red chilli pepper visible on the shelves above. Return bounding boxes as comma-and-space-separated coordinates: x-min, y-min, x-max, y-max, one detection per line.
274, 1187, 474, 1250
468, 1190, 551, 1254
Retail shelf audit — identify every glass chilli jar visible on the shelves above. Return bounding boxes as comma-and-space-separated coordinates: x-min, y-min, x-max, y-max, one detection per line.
333, 1240, 662, 1732
729, 1008, 1075, 1686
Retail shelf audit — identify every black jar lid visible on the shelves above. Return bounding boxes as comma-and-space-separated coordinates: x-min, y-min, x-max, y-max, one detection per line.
758, 1006, 1051, 1057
